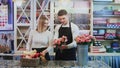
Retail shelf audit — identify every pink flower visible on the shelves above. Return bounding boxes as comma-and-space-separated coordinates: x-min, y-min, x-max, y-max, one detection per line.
75, 34, 95, 45
53, 35, 68, 46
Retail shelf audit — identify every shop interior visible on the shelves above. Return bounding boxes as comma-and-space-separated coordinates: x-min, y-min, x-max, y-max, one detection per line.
0, 0, 120, 68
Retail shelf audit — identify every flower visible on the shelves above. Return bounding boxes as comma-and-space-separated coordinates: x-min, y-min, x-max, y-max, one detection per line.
53, 35, 68, 46
75, 34, 95, 45
53, 36, 68, 52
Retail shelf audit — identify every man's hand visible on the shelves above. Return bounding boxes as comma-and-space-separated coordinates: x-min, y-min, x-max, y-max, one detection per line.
60, 45, 68, 50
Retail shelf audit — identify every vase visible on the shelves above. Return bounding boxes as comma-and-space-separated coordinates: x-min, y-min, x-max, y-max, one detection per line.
77, 44, 88, 67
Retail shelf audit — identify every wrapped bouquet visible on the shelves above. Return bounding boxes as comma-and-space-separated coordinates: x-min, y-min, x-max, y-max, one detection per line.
53, 36, 68, 52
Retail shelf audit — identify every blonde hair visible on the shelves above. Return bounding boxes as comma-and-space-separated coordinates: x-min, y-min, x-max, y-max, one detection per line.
36, 16, 48, 32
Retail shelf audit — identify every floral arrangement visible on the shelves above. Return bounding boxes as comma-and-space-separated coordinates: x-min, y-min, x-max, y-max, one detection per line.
53, 35, 68, 46
53, 36, 68, 52
75, 34, 95, 45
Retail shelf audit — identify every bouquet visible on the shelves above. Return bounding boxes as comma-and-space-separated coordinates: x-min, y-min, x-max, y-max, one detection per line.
53, 36, 68, 52
75, 34, 95, 45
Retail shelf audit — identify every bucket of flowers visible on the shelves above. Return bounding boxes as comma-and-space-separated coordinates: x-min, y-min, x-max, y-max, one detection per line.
53, 35, 68, 52
75, 34, 95, 67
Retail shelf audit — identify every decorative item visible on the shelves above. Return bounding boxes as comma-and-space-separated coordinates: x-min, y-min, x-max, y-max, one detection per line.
0, 0, 14, 31
75, 34, 95, 67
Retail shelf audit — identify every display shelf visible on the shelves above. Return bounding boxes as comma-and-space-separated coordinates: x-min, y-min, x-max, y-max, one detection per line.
94, 2, 120, 5
14, 0, 52, 53
93, 27, 120, 29
94, 39, 119, 41
88, 52, 120, 56
14, 0, 32, 52
16, 23, 30, 26
93, 1, 120, 54
94, 15, 120, 17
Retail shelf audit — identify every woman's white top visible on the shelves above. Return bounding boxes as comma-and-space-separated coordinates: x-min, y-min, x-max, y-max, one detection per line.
26, 30, 53, 51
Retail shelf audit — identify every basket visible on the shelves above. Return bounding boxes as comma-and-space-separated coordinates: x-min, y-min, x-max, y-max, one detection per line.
20, 58, 40, 67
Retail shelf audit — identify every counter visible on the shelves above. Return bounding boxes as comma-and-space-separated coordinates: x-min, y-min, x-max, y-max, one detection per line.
0, 60, 111, 68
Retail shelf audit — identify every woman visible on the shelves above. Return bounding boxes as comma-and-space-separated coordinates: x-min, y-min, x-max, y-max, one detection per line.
26, 16, 53, 60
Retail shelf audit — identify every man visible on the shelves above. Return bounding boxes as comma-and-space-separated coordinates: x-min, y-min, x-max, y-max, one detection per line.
54, 9, 79, 60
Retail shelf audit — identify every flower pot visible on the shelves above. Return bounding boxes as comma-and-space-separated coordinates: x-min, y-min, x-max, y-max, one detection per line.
77, 44, 88, 67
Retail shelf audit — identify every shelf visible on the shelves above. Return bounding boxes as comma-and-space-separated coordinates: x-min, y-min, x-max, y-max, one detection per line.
17, 9, 30, 12
93, 15, 120, 17
93, 0, 120, 53
17, 23, 30, 26
14, 0, 32, 53
94, 2, 120, 5
14, 0, 52, 53
17, 37, 28, 40
36, 9, 50, 12
95, 39, 119, 41
88, 52, 120, 56
93, 27, 120, 29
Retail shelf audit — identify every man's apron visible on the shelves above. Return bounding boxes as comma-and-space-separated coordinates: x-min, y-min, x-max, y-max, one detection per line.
55, 23, 76, 60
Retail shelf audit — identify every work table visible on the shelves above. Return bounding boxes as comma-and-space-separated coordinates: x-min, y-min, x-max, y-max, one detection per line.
1, 53, 119, 68
0, 60, 111, 68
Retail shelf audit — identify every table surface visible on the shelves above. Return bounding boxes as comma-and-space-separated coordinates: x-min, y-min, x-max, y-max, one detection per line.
1, 52, 120, 56
0, 60, 111, 68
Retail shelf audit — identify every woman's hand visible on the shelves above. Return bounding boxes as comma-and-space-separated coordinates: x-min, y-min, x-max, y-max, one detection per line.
41, 50, 47, 56
40, 50, 48, 63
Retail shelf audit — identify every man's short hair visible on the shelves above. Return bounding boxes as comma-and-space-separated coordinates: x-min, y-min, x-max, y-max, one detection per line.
57, 9, 68, 16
